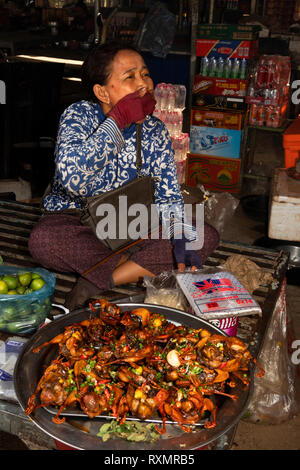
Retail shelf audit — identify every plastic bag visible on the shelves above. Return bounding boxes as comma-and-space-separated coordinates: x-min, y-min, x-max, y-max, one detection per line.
0, 336, 28, 402
245, 280, 299, 424
144, 271, 188, 311
0, 266, 56, 334
135, 2, 177, 58
197, 185, 239, 237
176, 268, 262, 320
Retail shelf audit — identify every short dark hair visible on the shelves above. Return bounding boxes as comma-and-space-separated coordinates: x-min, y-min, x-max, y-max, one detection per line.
81, 42, 141, 101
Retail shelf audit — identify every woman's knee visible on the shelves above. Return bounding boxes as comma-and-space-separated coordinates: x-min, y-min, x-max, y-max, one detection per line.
204, 222, 220, 249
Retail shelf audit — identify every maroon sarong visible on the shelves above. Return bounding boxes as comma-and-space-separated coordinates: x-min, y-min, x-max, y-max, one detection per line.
28, 214, 219, 290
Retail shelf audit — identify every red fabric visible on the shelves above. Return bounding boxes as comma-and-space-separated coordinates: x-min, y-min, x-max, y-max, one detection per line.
28, 214, 219, 290
108, 91, 156, 129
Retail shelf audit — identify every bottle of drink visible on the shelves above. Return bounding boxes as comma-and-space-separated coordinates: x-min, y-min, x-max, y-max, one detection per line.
208, 57, 217, 77
224, 57, 232, 78
217, 57, 224, 78
154, 83, 163, 110
200, 57, 209, 76
240, 58, 247, 79
173, 85, 186, 111
249, 104, 258, 125
165, 112, 173, 136
160, 83, 168, 110
266, 56, 276, 89
232, 58, 240, 79
256, 106, 266, 126
256, 56, 267, 89
166, 84, 176, 112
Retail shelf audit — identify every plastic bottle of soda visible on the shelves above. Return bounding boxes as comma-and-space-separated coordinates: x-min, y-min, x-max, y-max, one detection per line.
256, 105, 266, 126
256, 56, 267, 89
217, 57, 224, 78
200, 57, 209, 76
266, 56, 276, 89
249, 104, 258, 125
240, 58, 247, 79
224, 57, 232, 78
232, 58, 240, 79
209, 57, 217, 77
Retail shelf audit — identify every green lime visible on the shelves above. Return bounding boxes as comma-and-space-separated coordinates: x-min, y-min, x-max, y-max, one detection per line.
18, 272, 32, 287
18, 306, 31, 318
0, 280, 8, 295
1, 306, 17, 321
16, 286, 26, 295
6, 321, 24, 334
7, 289, 18, 295
2, 275, 19, 290
31, 272, 42, 280
30, 278, 46, 291
24, 288, 33, 295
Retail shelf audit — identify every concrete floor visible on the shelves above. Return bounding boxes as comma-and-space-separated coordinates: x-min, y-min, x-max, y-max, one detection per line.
217, 201, 300, 450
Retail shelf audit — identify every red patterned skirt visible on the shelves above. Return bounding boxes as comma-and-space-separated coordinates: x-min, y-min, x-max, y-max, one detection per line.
28, 214, 219, 290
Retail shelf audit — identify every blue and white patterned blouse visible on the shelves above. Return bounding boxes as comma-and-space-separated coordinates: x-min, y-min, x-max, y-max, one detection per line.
44, 100, 183, 217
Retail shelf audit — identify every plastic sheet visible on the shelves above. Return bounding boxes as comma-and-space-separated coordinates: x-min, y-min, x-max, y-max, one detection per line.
176, 268, 262, 320
245, 280, 299, 424
198, 185, 239, 237
144, 271, 188, 311
0, 266, 55, 334
0, 337, 28, 402
135, 2, 177, 58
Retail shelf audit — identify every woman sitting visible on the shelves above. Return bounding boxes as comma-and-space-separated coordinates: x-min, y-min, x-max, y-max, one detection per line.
28, 42, 219, 309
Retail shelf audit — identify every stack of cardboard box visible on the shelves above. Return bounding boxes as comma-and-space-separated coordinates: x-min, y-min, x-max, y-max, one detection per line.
186, 24, 259, 193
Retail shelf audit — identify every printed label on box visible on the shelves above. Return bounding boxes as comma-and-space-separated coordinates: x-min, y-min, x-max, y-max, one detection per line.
196, 39, 258, 59
186, 154, 241, 193
192, 93, 247, 111
191, 108, 245, 130
190, 125, 242, 158
193, 75, 247, 98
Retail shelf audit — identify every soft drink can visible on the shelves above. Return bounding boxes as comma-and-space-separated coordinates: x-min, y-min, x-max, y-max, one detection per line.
256, 57, 267, 88
266, 106, 281, 128
266, 57, 275, 88
271, 88, 279, 105
256, 106, 266, 126
249, 104, 258, 125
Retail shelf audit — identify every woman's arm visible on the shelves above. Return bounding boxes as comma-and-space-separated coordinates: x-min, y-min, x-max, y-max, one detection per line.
55, 101, 125, 196
151, 120, 199, 250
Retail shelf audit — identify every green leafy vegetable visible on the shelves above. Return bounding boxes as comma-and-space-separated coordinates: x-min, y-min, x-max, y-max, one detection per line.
97, 420, 160, 443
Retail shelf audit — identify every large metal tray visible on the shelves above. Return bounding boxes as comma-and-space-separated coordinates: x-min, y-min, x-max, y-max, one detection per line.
14, 303, 254, 450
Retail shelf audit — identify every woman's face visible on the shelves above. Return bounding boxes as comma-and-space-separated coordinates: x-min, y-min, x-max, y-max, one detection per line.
100, 49, 154, 112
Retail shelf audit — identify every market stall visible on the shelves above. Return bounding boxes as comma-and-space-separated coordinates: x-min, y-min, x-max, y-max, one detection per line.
0, 0, 299, 452
0, 197, 294, 450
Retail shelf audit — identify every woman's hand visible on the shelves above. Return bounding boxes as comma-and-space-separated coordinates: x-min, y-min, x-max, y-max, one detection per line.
172, 237, 202, 273
108, 91, 156, 129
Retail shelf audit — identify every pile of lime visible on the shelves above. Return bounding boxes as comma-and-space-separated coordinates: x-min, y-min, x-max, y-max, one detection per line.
0, 272, 46, 296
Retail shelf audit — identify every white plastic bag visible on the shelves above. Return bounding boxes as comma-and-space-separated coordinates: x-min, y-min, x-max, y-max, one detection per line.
144, 271, 188, 311
245, 281, 299, 424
